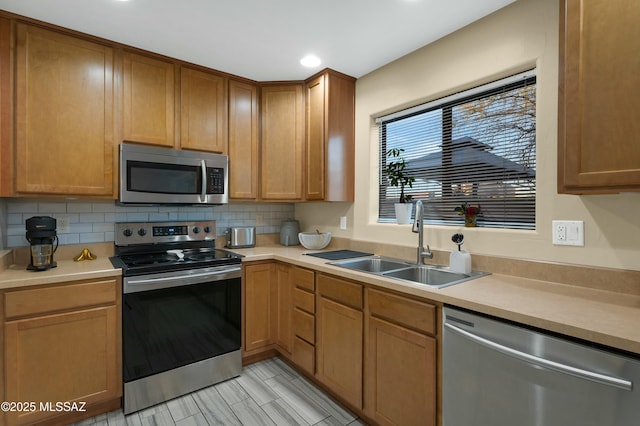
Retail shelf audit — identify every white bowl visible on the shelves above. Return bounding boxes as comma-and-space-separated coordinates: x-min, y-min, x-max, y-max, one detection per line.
298, 232, 332, 250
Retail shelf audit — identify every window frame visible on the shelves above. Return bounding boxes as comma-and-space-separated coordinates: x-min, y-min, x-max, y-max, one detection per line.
377, 70, 537, 230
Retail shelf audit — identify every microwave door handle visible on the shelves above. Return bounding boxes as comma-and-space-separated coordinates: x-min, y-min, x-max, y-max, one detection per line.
200, 160, 207, 202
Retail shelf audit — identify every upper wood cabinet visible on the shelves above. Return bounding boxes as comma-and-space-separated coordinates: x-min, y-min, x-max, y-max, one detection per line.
14, 23, 116, 197
558, 0, 640, 193
305, 70, 355, 201
228, 79, 259, 199
0, 16, 12, 196
123, 52, 175, 147
260, 84, 305, 200
180, 67, 228, 153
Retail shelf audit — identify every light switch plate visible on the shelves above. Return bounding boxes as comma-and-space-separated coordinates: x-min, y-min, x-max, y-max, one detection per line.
552, 220, 584, 246
340, 216, 347, 230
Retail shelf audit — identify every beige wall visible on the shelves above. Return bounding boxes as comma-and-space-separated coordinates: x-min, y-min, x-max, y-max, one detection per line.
296, 0, 640, 272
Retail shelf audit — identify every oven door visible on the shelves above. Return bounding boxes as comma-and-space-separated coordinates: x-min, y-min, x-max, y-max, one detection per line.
122, 267, 241, 384
119, 143, 228, 205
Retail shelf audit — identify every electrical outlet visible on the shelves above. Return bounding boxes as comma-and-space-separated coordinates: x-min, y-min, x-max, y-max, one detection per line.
552, 220, 584, 246
340, 216, 347, 230
255, 214, 264, 226
57, 217, 69, 233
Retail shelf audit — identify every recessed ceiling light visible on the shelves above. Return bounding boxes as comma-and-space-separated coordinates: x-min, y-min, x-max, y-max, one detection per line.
300, 55, 321, 68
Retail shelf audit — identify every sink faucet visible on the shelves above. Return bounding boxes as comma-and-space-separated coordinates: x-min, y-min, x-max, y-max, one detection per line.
412, 200, 433, 264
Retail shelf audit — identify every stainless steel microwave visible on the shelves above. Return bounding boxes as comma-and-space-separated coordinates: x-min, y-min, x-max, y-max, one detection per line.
119, 143, 228, 205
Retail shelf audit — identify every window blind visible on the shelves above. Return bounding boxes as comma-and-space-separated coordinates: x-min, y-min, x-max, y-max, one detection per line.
378, 70, 537, 229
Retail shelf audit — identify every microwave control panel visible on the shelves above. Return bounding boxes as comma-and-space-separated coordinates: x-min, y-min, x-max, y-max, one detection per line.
207, 168, 225, 194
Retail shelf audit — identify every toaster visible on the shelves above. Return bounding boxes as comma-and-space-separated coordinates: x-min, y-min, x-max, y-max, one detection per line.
226, 226, 256, 248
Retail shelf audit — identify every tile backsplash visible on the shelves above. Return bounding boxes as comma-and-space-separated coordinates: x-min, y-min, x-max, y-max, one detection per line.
5, 199, 294, 248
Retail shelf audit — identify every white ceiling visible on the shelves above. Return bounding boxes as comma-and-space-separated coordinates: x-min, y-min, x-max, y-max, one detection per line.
0, 0, 517, 81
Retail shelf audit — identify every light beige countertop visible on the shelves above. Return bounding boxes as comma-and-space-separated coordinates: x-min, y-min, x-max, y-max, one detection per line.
230, 245, 640, 355
0, 244, 121, 290
1, 243, 639, 355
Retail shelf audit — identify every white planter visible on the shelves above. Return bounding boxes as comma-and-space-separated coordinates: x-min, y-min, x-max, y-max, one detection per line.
394, 203, 414, 224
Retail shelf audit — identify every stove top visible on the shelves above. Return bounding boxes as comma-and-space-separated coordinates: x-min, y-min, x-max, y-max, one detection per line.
110, 221, 243, 276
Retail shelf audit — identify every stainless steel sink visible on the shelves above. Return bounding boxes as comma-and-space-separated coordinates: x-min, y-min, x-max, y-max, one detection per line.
328, 256, 412, 273
329, 256, 489, 289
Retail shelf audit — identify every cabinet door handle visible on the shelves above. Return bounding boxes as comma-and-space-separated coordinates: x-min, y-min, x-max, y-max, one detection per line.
444, 322, 633, 391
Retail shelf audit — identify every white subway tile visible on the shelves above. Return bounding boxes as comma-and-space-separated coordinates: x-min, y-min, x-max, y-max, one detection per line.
79, 213, 106, 223
66, 202, 93, 213
80, 233, 105, 243
7, 213, 23, 225
38, 202, 67, 213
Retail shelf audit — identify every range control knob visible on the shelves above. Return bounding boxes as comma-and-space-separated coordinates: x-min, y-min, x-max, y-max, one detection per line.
193, 226, 201, 234
137, 228, 147, 236
204, 226, 212, 233
123, 228, 133, 237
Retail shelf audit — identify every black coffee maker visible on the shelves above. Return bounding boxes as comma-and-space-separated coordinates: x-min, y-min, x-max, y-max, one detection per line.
25, 216, 58, 271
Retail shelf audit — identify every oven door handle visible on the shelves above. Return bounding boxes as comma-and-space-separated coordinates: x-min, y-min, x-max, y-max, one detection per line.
125, 266, 241, 293
200, 160, 207, 202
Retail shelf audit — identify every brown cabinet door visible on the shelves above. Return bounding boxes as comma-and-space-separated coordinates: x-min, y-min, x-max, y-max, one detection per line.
274, 262, 293, 353
0, 17, 12, 196
180, 67, 228, 153
365, 315, 436, 426
4, 305, 120, 425
305, 74, 326, 200
15, 24, 115, 196
304, 70, 355, 201
316, 296, 363, 410
559, 0, 640, 193
260, 84, 304, 200
123, 52, 175, 147
228, 80, 259, 199
243, 262, 275, 352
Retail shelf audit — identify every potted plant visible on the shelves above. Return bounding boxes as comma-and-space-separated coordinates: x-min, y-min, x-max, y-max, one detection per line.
454, 202, 481, 227
385, 148, 415, 224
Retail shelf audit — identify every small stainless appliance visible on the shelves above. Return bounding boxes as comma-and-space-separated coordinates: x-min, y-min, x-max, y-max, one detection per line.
109, 221, 243, 414
226, 226, 256, 248
119, 143, 229, 205
25, 216, 58, 271
443, 306, 640, 426
280, 219, 300, 246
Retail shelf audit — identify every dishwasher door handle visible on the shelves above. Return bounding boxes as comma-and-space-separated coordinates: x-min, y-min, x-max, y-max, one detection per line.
444, 322, 633, 391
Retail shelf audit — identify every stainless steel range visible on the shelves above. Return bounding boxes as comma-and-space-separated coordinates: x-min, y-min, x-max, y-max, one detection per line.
110, 221, 243, 414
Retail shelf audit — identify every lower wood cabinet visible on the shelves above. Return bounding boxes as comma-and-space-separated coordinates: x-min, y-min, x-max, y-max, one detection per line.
243, 261, 293, 355
315, 274, 363, 410
365, 288, 438, 426
274, 263, 293, 353
291, 266, 316, 374
243, 262, 275, 352
242, 262, 441, 426
3, 277, 121, 426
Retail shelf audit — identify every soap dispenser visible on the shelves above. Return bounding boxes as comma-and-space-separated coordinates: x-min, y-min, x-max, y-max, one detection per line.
449, 233, 472, 274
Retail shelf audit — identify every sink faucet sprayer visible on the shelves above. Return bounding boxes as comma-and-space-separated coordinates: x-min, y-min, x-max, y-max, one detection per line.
412, 200, 433, 264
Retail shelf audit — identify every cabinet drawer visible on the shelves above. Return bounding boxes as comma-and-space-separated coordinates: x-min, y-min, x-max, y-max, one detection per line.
5, 278, 118, 319
367, 288, 436, 335
293, 287, 315, 313
292, 336, 315, 375
293, 266, 315, 291
293, 308, 315, 344
317, 274, 362, 310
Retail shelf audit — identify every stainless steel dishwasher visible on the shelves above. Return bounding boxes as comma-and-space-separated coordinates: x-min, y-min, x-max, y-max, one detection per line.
443, 306, 640, 426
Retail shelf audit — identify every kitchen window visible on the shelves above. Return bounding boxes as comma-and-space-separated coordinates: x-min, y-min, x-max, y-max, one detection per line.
377, 70, 537, 229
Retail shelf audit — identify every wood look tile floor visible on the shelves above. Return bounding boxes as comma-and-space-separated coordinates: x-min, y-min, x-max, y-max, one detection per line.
73, 357, 367, 426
